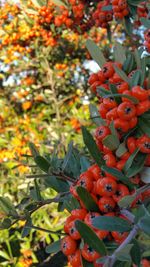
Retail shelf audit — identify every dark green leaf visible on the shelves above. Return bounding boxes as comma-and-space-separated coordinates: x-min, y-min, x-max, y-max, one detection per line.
131, 239, 141, 266
35, 155, 50, 173
114, 43, 126, 64
128, 0, 144, 6
138, 117, 150, 138
123, 53, 135, 74
139, 214, 150, 235
62, 141, 73, 171
46, 239, 61, 254
130, 70, 142, 87
44, 175, 69, 192
124, 17, 133, 36
0, 197, 18, 217
64, 196, 80, 212
93, 216, 132, 232
80, 156, 91, 173
123, 148, 139, 173
126, 152, 147, 178
103, 135, 120, 151
76, 187, 99, 212
75, 220, 107, 255
89, 104, 105, 126
97, 87, 110, 97
82, 126, 104, 167
116, 142, 127, 158
0, 218, 11, 229
101, 165, 134, 189
86, 39, 106, 68
134, 49, 141, 69
109, 84, 121, 104
34, 179, 42, 201
82, 258, 94, 267
21, 218, 32, 238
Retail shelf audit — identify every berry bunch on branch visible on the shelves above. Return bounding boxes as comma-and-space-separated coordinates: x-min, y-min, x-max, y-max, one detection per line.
1, 40, 150, 267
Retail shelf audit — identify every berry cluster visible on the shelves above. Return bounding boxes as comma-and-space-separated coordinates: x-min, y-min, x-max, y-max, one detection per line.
61, 55, 150, 266
88, 62, 150, 133
92, 0, 113, 28
112, 0, 129, 19
137, 1, 148, 20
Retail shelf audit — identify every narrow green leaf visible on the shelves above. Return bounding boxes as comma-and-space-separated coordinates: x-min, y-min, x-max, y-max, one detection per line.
134, 49, 141, 69
75, 220, 107, 255
104, 93, 139, 104
64, 196, 80, 212
86, 39, 106, 68
0, 197, 18, 217
46, 239, 61, 254
114, 43, 126, 64
89, 104, 105, 126
101, 166, 134, 189
62, 141, 73, 171
123, 148, 139, 173
80, 156, 91, 173
76, 187, 99, 212
116, 142, 127, 158
130, 70, 142, 87
34, 179, 42, 201
109, 83, 121, 104
126, 152, 147, 178
22, 218, 32, 238
82, 126, 105, 167
131, 239, 141, 266
123, 53, 135, 74
35, 155, 50, 173
93, 216, 132, 232
113, 65, 130, 84
118, 195, 135, 208
124, 17, 133, 36
139, 214, 150, 235
0, 218, 11, 229
97, 87, 110, 97
103, 135, 120, 151
138, 117, 150, 137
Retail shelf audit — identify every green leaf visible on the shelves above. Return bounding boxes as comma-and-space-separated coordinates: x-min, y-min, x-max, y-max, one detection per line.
34, 155, 50, 173
104, 93, 139, 104
116, 142, 127, 158
97, 87, 110, 97
128, 0, 144, 6
123, 148, 140, 173
76, 187, 99, 212
114, 43, 126, 64
34, 179, 42, 201
22, 218, 32, 238
44, 175, 69, 192
62, 141, 73, 171
126, 152, 147, 178
80, 156, 91, 173
123, 53, 135, 74
86, 39, 106, 68
0, 197, 18, 217
118, 195, 135, 208
109, 83, 122, 104
29, 142, 39, 157
89, 104, 105, 126
131, 239, 141, 266
115, 244, 133, 262
82, 126, 104, 167
113, 65, 130, 84
140, 17, 150, 28
124, 17, 133, 36
75, 220, 107, 255
46, 239, 61, 254
0, 218, 11, 229
134, 49, 141, 69
140, 167, 150, 183
103, 135, 120, 151
64, 196, 80, 212
138, 117, 150, 138
139, 214, 150, 235
93, 216, 132, 232
130, 70, 142, 87
101, 165, 134, 189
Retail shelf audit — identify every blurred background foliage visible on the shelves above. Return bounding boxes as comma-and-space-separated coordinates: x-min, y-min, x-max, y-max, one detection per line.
0, 0, 149, 266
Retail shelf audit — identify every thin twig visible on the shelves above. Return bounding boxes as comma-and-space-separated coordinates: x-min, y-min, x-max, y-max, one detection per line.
25, 225, 65, 236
